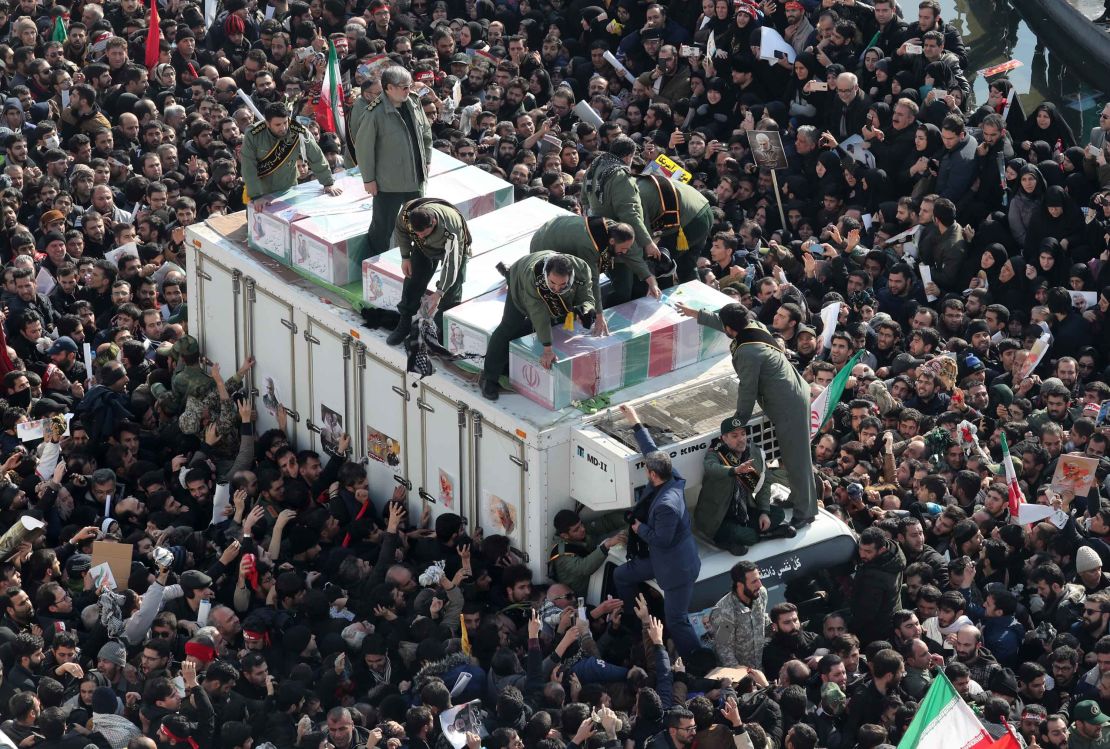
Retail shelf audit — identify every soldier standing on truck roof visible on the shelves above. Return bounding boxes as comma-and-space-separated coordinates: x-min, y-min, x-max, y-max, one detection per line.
529, 216, 661, 320
479, 251, 596, 401
353, 66, 434, 257
582, 137, 663, 261
677, 301, 819, 529
385, 198, 472, 345
630, 170, 714, 284
241, 102, 341, 204
583, 136, 714, 285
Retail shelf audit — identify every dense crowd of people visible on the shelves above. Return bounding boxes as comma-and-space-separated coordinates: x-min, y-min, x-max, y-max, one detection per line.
2, 0, 1110, 748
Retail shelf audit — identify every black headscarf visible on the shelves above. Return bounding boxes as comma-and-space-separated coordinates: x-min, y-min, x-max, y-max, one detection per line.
1023, 102, 1076, 149
980, 243, 1009, 288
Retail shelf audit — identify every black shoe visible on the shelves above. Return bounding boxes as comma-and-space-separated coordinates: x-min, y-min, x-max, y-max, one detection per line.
726, 543, 749, 556
386, 317, 412, 346
790, 515, 816, 529
765, 524, 798, 540
479, 377, 500, 401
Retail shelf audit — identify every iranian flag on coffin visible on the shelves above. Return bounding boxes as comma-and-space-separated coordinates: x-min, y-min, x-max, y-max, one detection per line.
317, 41, 346, 139
897, 673, 991, 749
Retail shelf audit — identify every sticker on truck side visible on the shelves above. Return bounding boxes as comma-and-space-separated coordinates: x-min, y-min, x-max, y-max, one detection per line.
575, 445, 609, 473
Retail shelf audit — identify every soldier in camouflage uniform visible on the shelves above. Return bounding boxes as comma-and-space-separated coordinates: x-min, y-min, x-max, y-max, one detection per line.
631, 173, 713, 283
241, 102, 340, 203
167, 336, 214, 416
582, 136, 662, 259
386, 198, 472, 345
480, 252, 595, 401
529, 216, 660, 316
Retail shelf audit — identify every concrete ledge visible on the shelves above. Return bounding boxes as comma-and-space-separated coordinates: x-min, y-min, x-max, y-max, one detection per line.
1010, 0, 1110, 85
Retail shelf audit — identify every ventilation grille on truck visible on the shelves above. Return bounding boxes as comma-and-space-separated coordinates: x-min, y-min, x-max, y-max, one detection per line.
591, 377, 782, 463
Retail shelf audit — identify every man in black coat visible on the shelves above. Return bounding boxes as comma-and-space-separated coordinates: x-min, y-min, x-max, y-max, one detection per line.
763, 602, 820, 677
850, 527, 906, 646
824, 72, 872, 143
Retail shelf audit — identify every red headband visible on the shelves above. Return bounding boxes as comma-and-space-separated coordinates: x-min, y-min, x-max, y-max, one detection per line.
243, 629, 271, 646
183, 641, 216, 663
161, 725, 199, 749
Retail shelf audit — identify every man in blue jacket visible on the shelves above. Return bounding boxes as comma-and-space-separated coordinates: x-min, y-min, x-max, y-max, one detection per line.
613, 403, 702, 657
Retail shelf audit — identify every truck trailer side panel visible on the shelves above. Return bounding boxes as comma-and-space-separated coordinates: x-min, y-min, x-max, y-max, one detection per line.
193, 254, 242, 385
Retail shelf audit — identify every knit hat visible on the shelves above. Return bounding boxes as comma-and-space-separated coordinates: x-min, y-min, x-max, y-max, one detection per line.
988, 667, 1019, 698
1077, 545, 1102, 574
922, 356, 958, 390
91, 686, 119, 714
40, 232, 66, 250
964, 319, 989, 337
98, 640, 127, 667
224, 14, 246, 35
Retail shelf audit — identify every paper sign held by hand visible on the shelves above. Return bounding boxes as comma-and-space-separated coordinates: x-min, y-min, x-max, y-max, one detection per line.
573, 101, 604, 128
1050, 453, 1098, 498
92, 540, 132, 591
919, 264, 937, 301
89, 562, 117, 591
36, 267, 56, 296
758, 27, 796, 64
819, 302, 840, 351
602, 50, 636, 84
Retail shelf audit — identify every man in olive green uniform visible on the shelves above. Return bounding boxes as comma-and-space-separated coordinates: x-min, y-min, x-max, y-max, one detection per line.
480, 251, 596, 401
167, 335, 214, 416
354, 66, 434, 256
1071, 701, 1110, 749
530, 216, 660, 318
695, 415, 795, 556
344, 78, 380, 166
679, 302, 818, 528
583, 137, 662, 260
386, 198, 471, 345
549, 508, 627, 596
242, 102, 340, 202
633, 173, 713, 283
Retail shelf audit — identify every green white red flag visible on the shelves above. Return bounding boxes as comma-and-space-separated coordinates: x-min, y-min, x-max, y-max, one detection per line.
809, 350, 863, 439
988, 722, 1022, 749
317, 40, 346, 141
897, 672, 992, 749
1000, 432, 1025, 517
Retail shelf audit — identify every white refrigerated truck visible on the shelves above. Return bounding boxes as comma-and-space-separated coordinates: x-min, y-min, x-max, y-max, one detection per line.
184, 214, 856, 607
